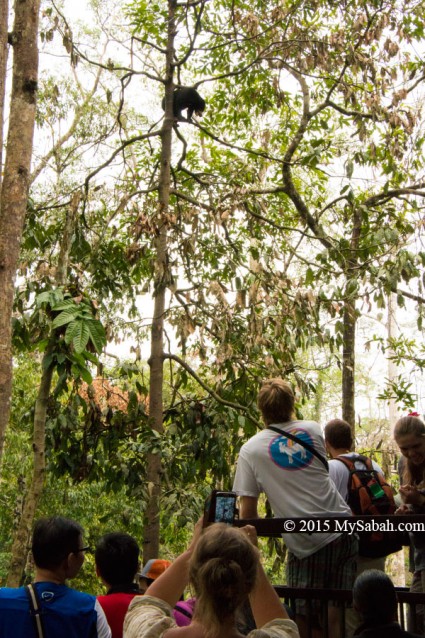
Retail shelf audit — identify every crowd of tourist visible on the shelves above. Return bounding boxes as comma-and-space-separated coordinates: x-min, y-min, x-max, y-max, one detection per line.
1, 377, 425, 638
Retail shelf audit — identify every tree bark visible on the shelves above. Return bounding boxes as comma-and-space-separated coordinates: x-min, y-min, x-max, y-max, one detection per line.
143, 0, 176, 563
342, 206, 362, 438
0, 0, 8, 190
0, 0, 41, 469
342, 298, 356, 433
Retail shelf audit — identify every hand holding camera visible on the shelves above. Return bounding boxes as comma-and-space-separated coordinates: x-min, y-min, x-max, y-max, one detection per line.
203, 490, 238, 527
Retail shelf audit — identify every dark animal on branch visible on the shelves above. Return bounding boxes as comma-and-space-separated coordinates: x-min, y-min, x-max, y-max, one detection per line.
162, 87, 206, 122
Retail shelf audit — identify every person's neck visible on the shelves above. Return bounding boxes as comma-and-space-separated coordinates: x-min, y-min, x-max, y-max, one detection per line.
34, 567, 66, 585
267, 416, 296, 426
331, 447, 350, 458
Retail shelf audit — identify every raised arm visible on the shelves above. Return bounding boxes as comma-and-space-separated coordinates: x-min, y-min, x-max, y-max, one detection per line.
143, 519, 203, 608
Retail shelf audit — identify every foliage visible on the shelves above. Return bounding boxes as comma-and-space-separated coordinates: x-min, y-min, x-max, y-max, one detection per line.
2, 0, 425, 581
14, 288, 106, 387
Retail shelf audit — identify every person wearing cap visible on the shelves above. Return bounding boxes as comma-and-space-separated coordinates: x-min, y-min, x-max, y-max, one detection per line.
139, 559, 172, 593
96, 532, 142, 638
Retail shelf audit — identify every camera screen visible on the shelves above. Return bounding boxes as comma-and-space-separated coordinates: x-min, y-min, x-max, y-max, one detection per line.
214, 496, 235, 524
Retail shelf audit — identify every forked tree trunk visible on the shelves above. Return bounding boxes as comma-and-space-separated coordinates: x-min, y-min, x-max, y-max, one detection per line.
6, 194, 79, 585
143, 0, 176, 563
0, 0, 41, 469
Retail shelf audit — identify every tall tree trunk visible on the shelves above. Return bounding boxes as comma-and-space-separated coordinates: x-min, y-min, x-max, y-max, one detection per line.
342, 298, 356, 433
342, 206, 362, 439
0, 0, 41, 469
143, 0, 175, 562
0, 0, 8, 189
6, 194, 79, 585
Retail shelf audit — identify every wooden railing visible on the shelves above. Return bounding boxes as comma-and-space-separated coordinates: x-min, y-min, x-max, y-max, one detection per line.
273, 586, 425, 637
234, 515, 425, 637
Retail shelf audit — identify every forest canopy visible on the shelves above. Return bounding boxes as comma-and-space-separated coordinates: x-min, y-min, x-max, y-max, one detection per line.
0, 0, 424, 585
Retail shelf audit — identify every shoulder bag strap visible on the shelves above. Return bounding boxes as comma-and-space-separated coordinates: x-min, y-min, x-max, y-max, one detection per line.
267, 425, 329, 471
334, 455, 355, 470
174, 602, 194, 620
25, 583, 45, 638
336, 454, 371, 470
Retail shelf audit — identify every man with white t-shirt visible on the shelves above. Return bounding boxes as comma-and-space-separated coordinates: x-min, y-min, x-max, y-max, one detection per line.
233, 378, 357, 638
324, 418, 386, 573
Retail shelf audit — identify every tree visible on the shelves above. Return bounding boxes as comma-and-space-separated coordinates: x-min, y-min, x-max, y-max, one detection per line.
177, 0, 425, 429
3, 0, 425, 569
0, 0, 42, 467
7, 191, 106, 585
0, 0, 8, 183
69, 0, 425, 555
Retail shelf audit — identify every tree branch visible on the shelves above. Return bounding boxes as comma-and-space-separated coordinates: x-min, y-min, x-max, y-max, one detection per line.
164, 352, 257, 422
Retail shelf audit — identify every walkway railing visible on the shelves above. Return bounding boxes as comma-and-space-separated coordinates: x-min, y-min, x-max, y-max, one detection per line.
274, 586, 425, 637
234, 515, 425, 637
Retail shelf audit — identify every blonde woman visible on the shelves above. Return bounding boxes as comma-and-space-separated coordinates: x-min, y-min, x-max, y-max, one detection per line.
124, 521, 299, 638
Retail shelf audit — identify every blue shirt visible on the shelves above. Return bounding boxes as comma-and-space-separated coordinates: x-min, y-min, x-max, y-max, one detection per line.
0, 582, 101, 637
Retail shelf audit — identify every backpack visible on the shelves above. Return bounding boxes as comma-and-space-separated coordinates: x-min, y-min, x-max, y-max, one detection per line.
335, 454, 402, 558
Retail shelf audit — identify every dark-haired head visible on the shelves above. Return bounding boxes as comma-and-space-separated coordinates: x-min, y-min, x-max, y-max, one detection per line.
32, 517, 84, 570
353, 570, 397, 625
189, 524, 259, 638
95, 532, 140, 586
324, 419, 353, 450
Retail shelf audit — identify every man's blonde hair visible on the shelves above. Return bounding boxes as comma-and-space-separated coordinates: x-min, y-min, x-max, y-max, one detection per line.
257, 378, 295, 425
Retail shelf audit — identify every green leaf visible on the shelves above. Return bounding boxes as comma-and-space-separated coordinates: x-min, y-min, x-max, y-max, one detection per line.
37, 339, 49, 352
36, 291, 54, 307
64, 320, 81, 345
51, 299, 78, 312
84, 351, 99, 364
79, 367, 93, 384
52, 308, 79, 329
305, 267, 314, 286
72, 321, 91, 354
42, 353, 54, 371
86, 319, 106, 353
